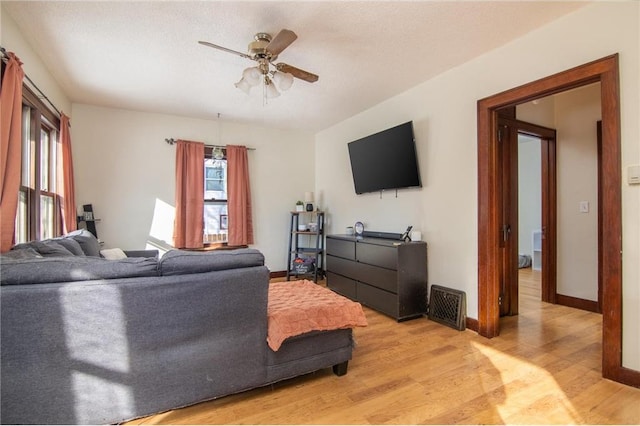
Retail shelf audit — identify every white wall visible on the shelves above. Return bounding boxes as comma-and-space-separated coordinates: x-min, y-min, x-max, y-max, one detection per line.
555, 85, 601, 301
71, 104, 315, 272
517, 96, 554, 261
517, 135, 541, 258
315, 2, 639, 370
1, 5, 71, 117
518, 84, 601, 302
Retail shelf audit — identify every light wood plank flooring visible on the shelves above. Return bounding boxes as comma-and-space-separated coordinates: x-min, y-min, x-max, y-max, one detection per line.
129, 270, 640, 424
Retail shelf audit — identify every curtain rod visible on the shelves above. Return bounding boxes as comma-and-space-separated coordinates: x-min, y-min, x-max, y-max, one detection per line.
165, 138, 255, 151
0, 46, 62, 118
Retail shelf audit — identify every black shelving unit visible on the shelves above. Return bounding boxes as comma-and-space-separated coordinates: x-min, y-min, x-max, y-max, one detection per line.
76, 204, 99, 238
286, 211, 325, 282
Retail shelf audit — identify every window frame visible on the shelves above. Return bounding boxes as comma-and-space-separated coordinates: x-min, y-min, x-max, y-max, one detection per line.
203, 147, 228, 246
15, 84, 62, 242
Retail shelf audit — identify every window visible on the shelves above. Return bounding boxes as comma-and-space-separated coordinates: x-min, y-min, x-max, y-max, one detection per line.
14, 85, 61, 243
203, 148, 228, 243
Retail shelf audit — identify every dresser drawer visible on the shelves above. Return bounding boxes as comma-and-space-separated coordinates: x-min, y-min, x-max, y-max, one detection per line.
326, 255, 360, 278
357, 242, 397, 270
326, 237, 356, 260
357, 283, 397, 318
353, 262, 398, 293
326, 272, 357, 300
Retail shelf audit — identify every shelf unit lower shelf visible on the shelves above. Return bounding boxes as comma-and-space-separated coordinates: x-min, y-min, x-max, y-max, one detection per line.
286, 211, 325, 283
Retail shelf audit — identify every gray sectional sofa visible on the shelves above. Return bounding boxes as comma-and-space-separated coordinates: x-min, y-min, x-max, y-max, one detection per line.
0, 231, 354, 424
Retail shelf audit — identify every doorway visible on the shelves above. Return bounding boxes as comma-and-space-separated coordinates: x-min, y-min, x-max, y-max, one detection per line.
496, 114, 557, 317
477, 54, 630, 385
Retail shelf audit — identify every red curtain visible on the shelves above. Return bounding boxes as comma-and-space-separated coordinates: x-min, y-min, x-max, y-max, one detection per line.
173, 139, 204, 249
227, 145, 254, 246
0, 52, 25, 252
57, 113, 77, 234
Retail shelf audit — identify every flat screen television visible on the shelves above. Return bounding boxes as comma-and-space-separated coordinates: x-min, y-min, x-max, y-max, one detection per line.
347, 121, 421, 195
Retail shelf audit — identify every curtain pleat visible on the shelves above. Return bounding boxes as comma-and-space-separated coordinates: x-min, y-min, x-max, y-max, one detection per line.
173, 139, 204, 249
0, 52, 25, 252
57, 113, 77, 234
227, 145, 254, 246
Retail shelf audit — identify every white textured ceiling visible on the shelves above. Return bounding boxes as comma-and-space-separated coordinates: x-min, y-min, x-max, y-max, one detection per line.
3, 1, 586, 132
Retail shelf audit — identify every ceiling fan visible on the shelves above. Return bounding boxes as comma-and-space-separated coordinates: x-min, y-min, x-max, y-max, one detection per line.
198, 29, 318, 98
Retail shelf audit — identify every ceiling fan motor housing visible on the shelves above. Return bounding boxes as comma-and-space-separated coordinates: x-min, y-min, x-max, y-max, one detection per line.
248, 33, 274, 60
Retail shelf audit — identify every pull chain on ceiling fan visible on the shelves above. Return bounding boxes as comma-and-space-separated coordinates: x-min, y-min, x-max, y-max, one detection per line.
198, 29, 318, 100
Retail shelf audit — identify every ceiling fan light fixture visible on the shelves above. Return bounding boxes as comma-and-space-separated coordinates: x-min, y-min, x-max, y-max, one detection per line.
243, 66, 262, 86
200, 29, 318, 101
273, 71, 294, 91
235, 78, 252, 94
264, 77, 280, 99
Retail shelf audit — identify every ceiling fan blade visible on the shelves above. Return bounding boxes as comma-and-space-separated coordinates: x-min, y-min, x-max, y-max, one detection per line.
276, 63, 319, 83
198, 41, 252, 60
266, 29, 297, 56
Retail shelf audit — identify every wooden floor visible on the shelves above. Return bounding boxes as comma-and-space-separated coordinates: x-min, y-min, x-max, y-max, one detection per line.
129, 269, 640, 424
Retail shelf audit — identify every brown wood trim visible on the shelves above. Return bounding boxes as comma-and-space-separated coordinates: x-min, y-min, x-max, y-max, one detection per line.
599, 56, 624, 383
270, 270, 287, 279
477, 54, 631, 385
465, 317, 479, 332
555, 294, 599, 313
23, 85, 60, 129
477, 101, 500, 338
498, 117, 556, 315
615, 367, 640, 389
596, 120, 603, 313
541, 135, 558, 304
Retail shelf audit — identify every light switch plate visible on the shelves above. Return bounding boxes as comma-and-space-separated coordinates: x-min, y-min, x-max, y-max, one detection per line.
628, 165, 640, 185
579, 201, 589, 213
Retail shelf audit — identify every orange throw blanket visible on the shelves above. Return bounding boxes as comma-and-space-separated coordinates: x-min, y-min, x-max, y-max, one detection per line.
267, 280, 368, 351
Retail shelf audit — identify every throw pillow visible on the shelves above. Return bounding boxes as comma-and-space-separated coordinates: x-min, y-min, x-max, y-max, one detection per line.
55, 237, 85, 256
100, 248, 128, 260
65, 229, 101, 257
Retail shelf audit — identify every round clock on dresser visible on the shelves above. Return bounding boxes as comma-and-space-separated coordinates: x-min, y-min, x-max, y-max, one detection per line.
354, 221, 364, 237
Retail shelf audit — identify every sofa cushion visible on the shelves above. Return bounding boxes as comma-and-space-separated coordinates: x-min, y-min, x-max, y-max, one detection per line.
11, 240, 75, 257
65, 229, 101, 257
0, 256, 159, 285
158, 248, 265, 276
0, 248, 43, 260
55, 237, 86, 256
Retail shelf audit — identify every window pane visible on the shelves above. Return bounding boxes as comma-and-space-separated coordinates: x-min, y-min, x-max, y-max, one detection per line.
203, 203, 228, 243
21, 106, 32, 188
204, 159, 227, 200
15, 190, 29, 244
49, 129, 58, 193
40, 127, 50, 191
40, 195, 54, 240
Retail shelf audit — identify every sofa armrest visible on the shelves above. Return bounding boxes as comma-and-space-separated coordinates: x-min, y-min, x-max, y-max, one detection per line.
124, 249, 159, 259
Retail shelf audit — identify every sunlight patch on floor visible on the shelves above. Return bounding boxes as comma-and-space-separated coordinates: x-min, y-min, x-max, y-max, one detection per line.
470, 340, 584, 424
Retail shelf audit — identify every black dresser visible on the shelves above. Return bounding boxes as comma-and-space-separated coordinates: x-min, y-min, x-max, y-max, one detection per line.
325, 234, 427, 321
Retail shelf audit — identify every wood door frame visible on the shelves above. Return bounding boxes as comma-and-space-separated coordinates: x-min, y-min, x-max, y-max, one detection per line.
478, 54, 637, 386
500, 119, 557, 310
496, 117, 520, 317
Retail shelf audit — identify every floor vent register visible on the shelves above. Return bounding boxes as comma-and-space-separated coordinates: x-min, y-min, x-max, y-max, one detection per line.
428, 285, 466, 331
